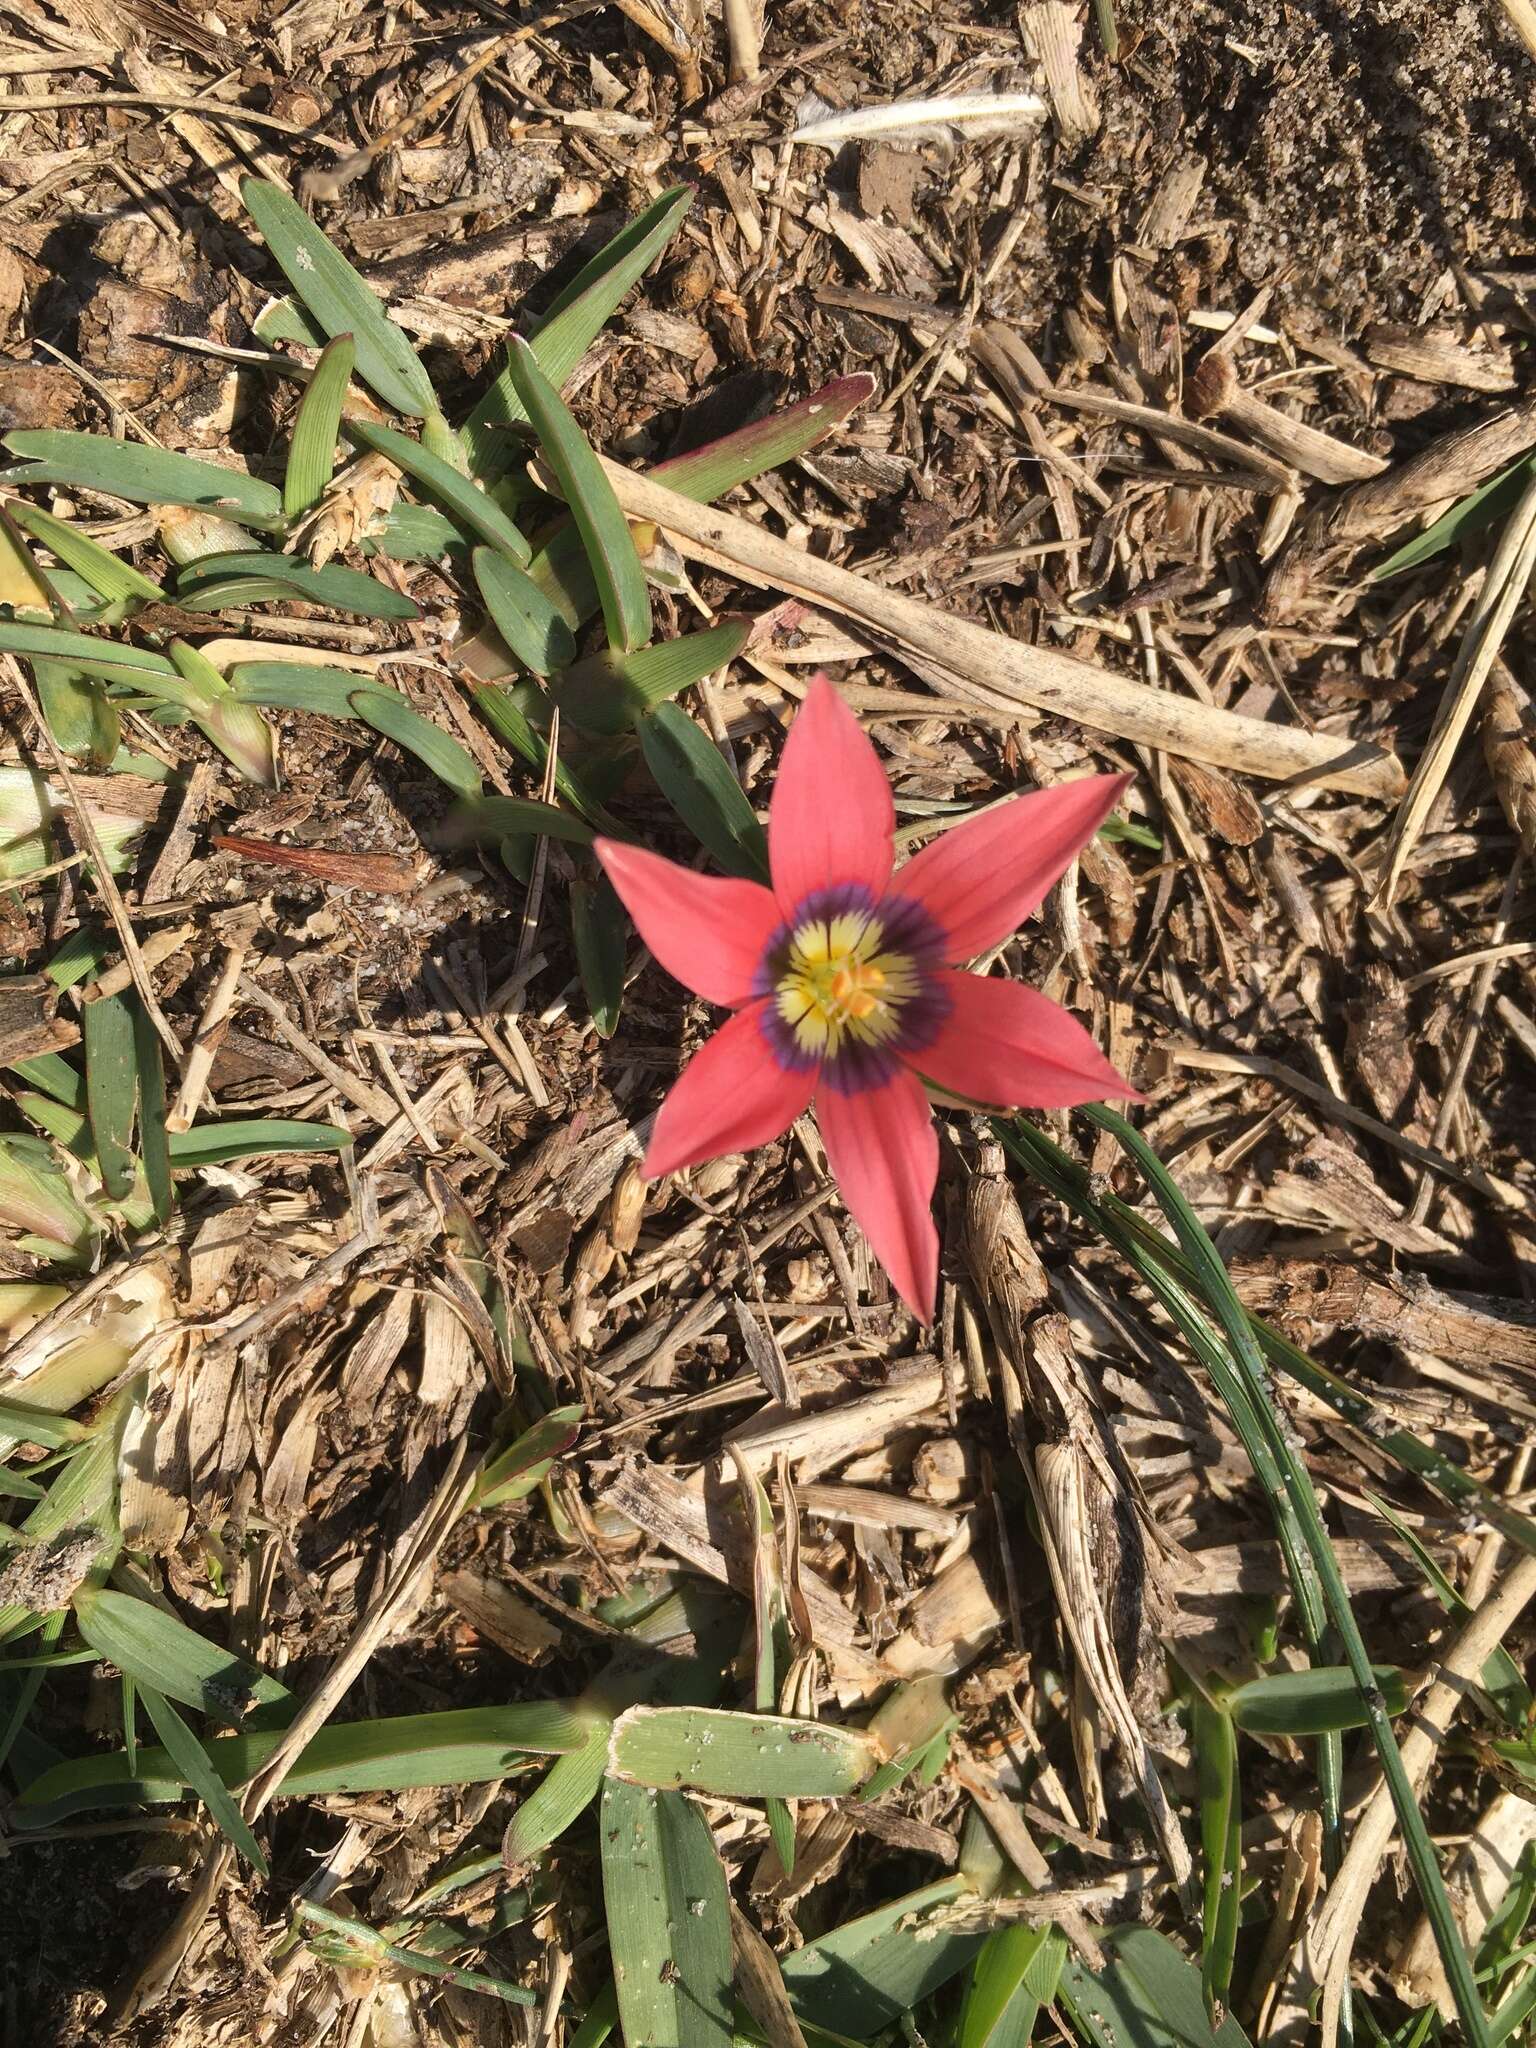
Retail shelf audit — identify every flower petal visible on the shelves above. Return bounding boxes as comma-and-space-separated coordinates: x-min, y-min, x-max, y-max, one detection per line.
644, 1002, 816, 1178
768, 674, 894, 914
890, 774, 1132, 962
911, 969, 1140, 1109
596, 838, 781, 1007
816, 1067, 939, 1323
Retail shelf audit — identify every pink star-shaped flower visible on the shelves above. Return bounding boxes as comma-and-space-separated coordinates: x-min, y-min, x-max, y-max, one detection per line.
597, 677, 1139, 1322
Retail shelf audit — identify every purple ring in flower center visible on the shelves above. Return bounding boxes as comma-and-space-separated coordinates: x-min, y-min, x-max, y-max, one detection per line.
750, 883, 950, 1094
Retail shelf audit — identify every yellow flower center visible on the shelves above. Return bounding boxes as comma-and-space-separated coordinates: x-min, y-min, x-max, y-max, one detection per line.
774, 910, 917, 1059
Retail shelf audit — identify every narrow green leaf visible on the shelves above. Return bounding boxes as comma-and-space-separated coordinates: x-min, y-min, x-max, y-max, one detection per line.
2, 432, 285, 530
444, 793, 596, 850
349, 687, 481, 798
229, 661, 384, 717
1374, 452, 1536, 579
168, 639, 279, 787
136, 1681, 269, 1872
1226, 1663, 1408, 1735
130, 995, 172, 1227
166, 1118, 351, 1168
33, 662, 120, 768
75, 1587, 292, 1726
503, 338, 649, 653
360, 501, 468, 563
571, 870, 626, 1038
464, 187, 692, 480
241, 179, 439, 421
638, 703, 769, 881
958, 1926, 1065, 2048
609, 1706, 877, 1799
15, 1700, 590, 1824
1193, 1696, 1240, 2019
177, 550, 419, 620
344, 416, 529, 564
781, 1878, 982, 2039
468, 682, 622, 830
472, 546, 576, 676
474, 1404, 583, 1509
284, 332, 355, 518
601, 1777, 733, 2048
503, 1716, 609, 1864
1060, 1927, 1254, 2048
82, 990, 137, 1202
0, 619, 179, 678
516, 375, 874, 638
6, 501, 163, 604
555, 617, 750, 734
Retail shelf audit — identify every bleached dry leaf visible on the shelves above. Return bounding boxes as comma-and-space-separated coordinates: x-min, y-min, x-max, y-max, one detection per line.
792, 89, 1046, 149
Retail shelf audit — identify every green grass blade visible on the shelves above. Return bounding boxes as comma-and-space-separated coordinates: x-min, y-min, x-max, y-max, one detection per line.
75, 1587, 292, 1726
228, 661, 383, 716
1060, 1927, 1253, 2048
349, 686, 482, 799
467, 683, 623, 830
241, 178, 439, 421
14, 1700, 590, 1824
571, 869, 627, 1038
0, 619, 178, 678
472, 546, 576, 676
176, 549, 419, 620
168, 638, 279, 787
135, 1681, 269, 1873
608, 1707, 877, 1799
343, 416, 529, 564
1083, 1104, 1492, 2048
6, 500, 163, 604
958, 1926, 1064, 2048
1226, 1665, 1408, 1735
81, 990, 138, 1202
780, 1878, 982, 2039
444, 793, 597, 850
554, 617, 750, 733
503, 338, 649, 653
360, 501, 468, 563
600, 1777, 733, 2048
2, 432, 285, 530
503, 1716, 610, 1864
33, 663, 120, 768
473, 1404, 583, 1509
166, 1118, 351, 1168
283, 332, 355, 518
1192, 1696, 1240, 2019
463, 186, 691, 479
1373, 452, 1536, 579
130, 993, 172, 1226
638, 702, 770, 881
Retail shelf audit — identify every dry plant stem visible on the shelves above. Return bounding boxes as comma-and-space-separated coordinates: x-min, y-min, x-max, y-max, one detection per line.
3, 654, 184, 1062
597, 459, 1404, 797
169, 917, 259, 1130
1291, 1551, 1536, 2048
1324, 394, 1536, 550
1187, 353, 1386, 486
1482, 661, 1536, 856
1375, 472, 1536, 907
723, 0, 761, 81
1496, 0, 1536, 59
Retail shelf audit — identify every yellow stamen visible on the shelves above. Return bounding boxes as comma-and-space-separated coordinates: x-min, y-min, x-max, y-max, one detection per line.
775, 915, 916, 1059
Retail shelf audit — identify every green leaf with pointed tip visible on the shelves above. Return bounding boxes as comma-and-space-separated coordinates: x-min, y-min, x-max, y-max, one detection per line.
474, 1404, 583, 1509
0, 619, 178, 678
555, 617, 750, 734
349, 686, 481, 799
1192, 1695, 1240, 2019
781, 1879, 982, 2039
284, 332, 355, 518
6, 501, 163, 605
228, 661, 385, 717
136, 1681, 269, 1873
344, 416, 529, 564
241, 178, 439, 422
502, 1715, 609, 1864
958, 1926, 1065, 2048
166, 1118, 351, 1168
472, 546, 576, 677
571, 869, 626, 1039
1060, 1926, 1254, 2048
33, 663, 120, 767
1373, 451, 1536, 580
638, 702, 769, 881
503, 338, 649, 653
13, 1700, 590, 1824
608, 1707, 877, 1799
464, 186, 692, 480
2, 432, 285, 530
468, 682, 621, 830
1225, 1663, 1407, 1735
444, 793, 596, 850
75, 1587, 291, 1727
176, 549, 418, 620
130, 995, 172, 1227
519, 375, 874, 632
601, 1778, 733, 2048
82, 991, 137, 1203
